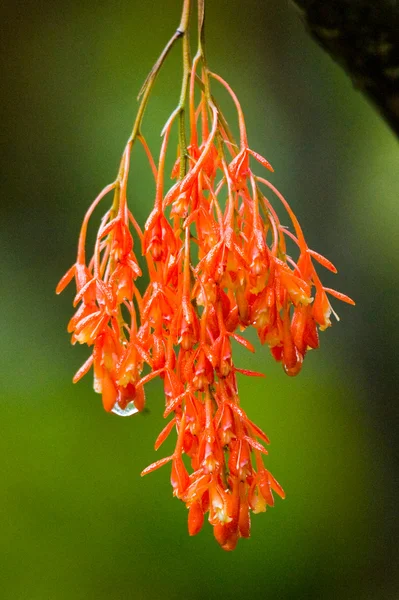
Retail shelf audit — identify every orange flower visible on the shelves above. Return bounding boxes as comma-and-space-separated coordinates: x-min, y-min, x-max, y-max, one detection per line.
57, 0, 354, 550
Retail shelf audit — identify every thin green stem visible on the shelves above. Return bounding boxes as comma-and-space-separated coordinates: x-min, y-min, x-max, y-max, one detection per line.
196, 0, 211, 102
194, 0, 222, 170
178, 0, 192, 178
109, 0, 191, 218
197, 0, 206, 60
131, 30, 181, 144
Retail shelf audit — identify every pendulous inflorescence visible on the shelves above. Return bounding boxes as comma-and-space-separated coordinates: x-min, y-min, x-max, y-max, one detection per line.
57, 0, 354, 550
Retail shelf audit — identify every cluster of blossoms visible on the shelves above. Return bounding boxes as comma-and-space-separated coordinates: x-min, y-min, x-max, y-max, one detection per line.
57, 1, 353, 550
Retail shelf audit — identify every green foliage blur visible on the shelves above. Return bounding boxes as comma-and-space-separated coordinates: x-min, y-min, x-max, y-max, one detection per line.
1, 1, 398, 598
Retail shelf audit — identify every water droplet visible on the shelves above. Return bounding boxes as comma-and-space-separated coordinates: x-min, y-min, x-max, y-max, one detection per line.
111, 401, 139, 417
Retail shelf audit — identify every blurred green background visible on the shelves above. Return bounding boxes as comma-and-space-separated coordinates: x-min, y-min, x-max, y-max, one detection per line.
1, 1, 398, 599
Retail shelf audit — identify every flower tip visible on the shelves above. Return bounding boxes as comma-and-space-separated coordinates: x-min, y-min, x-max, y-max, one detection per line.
323, 287, 356, 306
141, 455, 174, 477
307, 249, 337, 273
56, 265, 76, 294
188, 502, 204, 536
234, 367, 266, 378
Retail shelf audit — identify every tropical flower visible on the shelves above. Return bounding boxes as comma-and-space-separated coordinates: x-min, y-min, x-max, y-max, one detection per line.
57, 0, 354, 549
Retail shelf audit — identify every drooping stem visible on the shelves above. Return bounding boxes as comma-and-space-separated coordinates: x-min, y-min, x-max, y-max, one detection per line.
109, 0, 191, 215
132, 0, 192, 144
177, 0, 192, 178
196, 0, 212, 102
197, 0, 206, 61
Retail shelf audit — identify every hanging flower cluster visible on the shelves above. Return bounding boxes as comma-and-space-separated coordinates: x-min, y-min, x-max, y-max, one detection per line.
57, 0, 354, 550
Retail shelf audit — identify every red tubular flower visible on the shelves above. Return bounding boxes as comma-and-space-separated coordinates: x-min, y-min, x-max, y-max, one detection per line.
57, 0, 354, 550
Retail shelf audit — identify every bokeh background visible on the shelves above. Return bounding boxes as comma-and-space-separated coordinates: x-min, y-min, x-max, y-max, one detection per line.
1, 1, 398, 598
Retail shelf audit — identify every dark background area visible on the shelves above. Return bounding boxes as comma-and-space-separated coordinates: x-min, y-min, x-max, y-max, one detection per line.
1, 1, 398, 598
